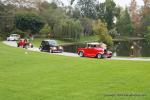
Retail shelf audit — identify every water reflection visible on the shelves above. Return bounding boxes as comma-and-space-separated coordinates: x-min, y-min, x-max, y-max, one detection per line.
63, 43, 85, 53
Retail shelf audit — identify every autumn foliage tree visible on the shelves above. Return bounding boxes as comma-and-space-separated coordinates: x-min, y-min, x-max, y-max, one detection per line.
129, 0, 141, 36
92, 19, 113, 45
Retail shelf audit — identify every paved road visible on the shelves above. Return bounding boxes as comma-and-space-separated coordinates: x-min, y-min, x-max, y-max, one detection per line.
2, 41, 150, 61
3, 41, 79, 57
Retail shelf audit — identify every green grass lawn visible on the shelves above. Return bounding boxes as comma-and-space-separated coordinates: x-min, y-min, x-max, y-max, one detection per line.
0, 42, 150, 100
79, 35, 99, 42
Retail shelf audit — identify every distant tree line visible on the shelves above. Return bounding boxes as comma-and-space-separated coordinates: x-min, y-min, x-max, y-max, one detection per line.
0, 0, 150, 45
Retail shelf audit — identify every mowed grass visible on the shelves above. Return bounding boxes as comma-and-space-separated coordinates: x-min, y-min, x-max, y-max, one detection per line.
0, 42, 150, 100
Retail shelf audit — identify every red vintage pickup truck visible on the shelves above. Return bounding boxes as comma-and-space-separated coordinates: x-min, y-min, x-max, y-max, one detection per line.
77, 42, 112, 59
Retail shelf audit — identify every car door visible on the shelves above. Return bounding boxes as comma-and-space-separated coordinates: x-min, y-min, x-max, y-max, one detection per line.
45, 41, 50, 51
85, 45, 94, 57
88, 45, 98, 57
40, 41, 46, 50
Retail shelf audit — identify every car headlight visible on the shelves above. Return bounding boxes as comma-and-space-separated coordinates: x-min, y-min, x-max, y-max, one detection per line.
29, 43, 32, 46
107, 51, 112, 54
59, 46, 63, 49
52, 47, 57, 50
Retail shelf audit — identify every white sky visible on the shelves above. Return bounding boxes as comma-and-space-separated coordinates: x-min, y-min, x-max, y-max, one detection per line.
59, 0, 144, 7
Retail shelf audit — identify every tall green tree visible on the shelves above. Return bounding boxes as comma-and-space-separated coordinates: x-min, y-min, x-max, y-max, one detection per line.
40, 3, 68, 32
145, 26, 150, 44
72, 7, 81, 19
40, 23, 52, 35
104, 0, 117, 30
79, 18, 93, 36
0, 3, 15, 34
116, 8, 134, 36
15, 12, 45, 34
77, 0, 97, 19
96, 0, 120, 30
95, 3, 105, 21
53, 19, 83, 41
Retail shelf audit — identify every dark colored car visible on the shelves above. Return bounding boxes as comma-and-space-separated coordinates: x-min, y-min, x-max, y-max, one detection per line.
39, 40, 63, 53
77, 42, 112, 59
17, 39, 33, 48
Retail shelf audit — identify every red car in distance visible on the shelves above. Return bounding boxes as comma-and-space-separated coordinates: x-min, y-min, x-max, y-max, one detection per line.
17, 39, 33, 48
77, 42, 112, 59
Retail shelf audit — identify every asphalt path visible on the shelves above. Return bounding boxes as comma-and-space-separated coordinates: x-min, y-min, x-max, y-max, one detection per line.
3, 41, 79, 57
3, 41, 150, 61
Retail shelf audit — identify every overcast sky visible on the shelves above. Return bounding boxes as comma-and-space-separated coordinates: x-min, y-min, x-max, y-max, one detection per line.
58, 0, 144, 7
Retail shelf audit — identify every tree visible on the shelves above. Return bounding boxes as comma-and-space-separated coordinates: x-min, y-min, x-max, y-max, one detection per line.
140, 0, 150, 35
77, 0, 97, 19
145, 26, 150, 44
72, 7, 81, 19
3, 0, 36, 8
116, 8, 134, 36
92, 19, 113, 45
129, 0, 141, 36
15, 12, 45, 34
109, 28, 119, 38
95, 0, 120, 30
95, 3, 105, 21
0, 3, 15, 35
40, 24, 52, 35
79, 18, 93, 36
53, 19, 83, 41
40, 3, 67, 32
104, 0, 117, 30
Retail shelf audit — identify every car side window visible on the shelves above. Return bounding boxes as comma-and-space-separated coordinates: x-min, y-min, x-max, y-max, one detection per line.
93, 45, 96, 47
45, 41, 49, 45
41, 41, 46, 46
87, 44, 91, 48
90, 45, 95, 48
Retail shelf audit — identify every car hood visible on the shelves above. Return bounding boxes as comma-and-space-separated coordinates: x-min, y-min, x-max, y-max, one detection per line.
95, 47, 104, 50
8, 36, 14, 38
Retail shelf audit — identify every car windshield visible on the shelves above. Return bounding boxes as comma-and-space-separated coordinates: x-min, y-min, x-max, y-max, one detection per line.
48, 40, 57, 46
87, 44, 100, 48
10, 34, 18, 37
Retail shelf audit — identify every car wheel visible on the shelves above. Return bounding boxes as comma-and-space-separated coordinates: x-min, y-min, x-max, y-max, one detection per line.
108, 56, 112, 58
79, 51, 84, 57
97, 54, 102, 59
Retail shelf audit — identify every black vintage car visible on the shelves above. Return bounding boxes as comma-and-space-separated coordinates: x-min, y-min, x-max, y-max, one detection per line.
39, 40, 63, 53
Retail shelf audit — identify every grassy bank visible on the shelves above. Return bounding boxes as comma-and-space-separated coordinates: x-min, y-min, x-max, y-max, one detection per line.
0, 42, 150, 100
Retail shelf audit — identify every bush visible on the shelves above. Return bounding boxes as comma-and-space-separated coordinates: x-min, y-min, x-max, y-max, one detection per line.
92, 19, 113, 46
0, 35, 3, 41
53, 19, 83, 41
0, 33, 9, 40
